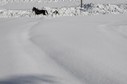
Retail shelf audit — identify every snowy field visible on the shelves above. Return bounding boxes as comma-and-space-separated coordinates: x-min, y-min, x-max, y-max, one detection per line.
0, 0, 127, 17
0, 0, 127, 9
0, 0, 127, 84
0, 3, 127, 18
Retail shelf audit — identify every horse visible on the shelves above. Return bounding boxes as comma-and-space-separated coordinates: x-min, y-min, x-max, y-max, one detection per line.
32, 7, 48, 15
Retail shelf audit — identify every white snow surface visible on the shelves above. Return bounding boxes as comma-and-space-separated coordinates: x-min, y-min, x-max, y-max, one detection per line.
0, 13, 127, 84
0, 3, 127, 18
0, 0, 127, 7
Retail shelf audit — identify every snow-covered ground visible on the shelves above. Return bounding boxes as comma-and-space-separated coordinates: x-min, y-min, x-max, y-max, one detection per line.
0, 0, 127, 18
0, 3, 127, 18
30, 14, 127, 84
0, 13, 127, 84
0, 0, 127, 8
0, 0, 127, 84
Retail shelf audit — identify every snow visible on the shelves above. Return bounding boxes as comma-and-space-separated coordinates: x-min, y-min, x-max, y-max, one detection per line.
0, 3, 127, 18
0, 0, 127, 84
28, 14, 127, 84
0, 18, 82, 84
0, 13, 127, 84
1, 0, 127, 10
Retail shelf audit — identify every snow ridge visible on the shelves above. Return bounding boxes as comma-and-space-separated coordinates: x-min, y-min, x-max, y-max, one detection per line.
0, 3, 127, 18
0, 0, 41, 5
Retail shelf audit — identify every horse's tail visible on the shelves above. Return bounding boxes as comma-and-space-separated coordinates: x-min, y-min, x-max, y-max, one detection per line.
46, 10, 48, 15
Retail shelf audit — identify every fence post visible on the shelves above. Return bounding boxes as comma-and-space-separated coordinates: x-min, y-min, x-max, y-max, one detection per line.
81, 0, 83, 8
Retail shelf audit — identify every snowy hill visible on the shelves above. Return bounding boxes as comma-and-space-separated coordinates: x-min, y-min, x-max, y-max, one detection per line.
1, 12, 127, 84
0, 0, 127, 84
0, 3, 127, 18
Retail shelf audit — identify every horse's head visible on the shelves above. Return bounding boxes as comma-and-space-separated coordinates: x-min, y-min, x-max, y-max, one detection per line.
32, 7, 37, 11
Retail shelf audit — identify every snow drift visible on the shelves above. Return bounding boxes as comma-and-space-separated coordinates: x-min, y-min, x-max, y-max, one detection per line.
30, 14, 127, 84
0, 1, 127, 84
0, 13, 127, 84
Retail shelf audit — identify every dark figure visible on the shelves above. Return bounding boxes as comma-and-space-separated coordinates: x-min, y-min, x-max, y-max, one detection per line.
32, 7, 48, 15
52, 10, 59, 15
84, 3, 94, 10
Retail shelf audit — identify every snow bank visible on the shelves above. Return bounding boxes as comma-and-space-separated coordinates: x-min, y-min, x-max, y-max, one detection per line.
30, 14, 127, 84
0, 0, 41, 6
0, 3, 127, 18
0, 18, 81, 84
0, 6, 127, 84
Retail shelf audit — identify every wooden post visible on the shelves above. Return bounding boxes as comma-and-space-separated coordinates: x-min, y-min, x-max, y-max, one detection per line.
81, 0, 83, 8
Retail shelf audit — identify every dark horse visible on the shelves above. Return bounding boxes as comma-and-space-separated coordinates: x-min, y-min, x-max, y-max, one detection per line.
32, 7, 48, 15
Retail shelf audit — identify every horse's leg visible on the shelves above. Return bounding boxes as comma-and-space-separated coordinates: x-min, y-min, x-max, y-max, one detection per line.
46, 11, 48, 15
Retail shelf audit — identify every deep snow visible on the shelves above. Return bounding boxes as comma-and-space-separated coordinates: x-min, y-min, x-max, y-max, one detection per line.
0, 3, 127, 18
30, 14, 127, 84
0, 14, 127, 84
0, 18, 81, 84
0, 0, 127, 84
